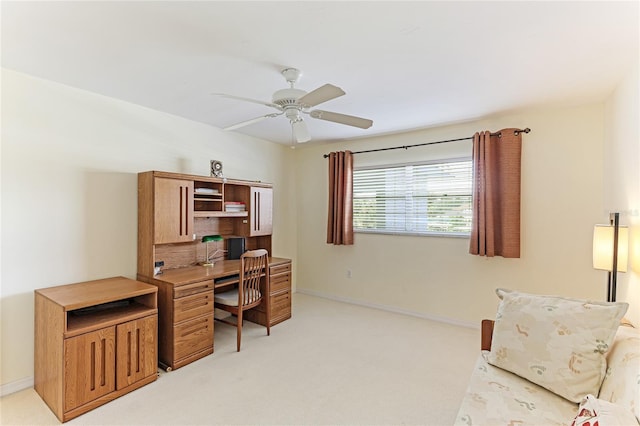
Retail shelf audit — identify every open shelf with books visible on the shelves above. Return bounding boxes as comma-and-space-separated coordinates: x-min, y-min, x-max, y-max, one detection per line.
194, 181, 223, 214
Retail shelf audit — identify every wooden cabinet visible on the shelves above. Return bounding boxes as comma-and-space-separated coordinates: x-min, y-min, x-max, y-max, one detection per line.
136, 171, 289, 367
244, 258, 292, 326
34, 277, 158, 422
153, 177, 194, 244
152, 278, 214, 371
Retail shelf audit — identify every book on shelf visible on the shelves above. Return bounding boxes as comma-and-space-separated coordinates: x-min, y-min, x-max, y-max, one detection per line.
224, 201, 246, 212
195, 188, 220, 195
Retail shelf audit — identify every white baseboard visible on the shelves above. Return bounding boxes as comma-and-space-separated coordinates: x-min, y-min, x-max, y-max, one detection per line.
1, 376, 33, 397
295, 288, 478, 329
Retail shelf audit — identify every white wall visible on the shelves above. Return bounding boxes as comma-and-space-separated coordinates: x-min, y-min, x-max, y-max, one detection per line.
294, 104, 615, 326
0, 69, 297, 390
3, 63, 638, 393
604, 57, 640, 325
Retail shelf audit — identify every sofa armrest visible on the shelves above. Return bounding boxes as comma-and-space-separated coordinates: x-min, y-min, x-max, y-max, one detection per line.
481, 319, 495, 351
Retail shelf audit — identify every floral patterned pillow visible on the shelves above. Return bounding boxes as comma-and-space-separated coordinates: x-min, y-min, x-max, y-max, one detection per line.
487, 288, 628, 403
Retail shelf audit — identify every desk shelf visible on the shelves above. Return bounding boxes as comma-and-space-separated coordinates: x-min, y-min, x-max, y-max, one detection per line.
66, 302, 157, 338
193, 211, 248, 218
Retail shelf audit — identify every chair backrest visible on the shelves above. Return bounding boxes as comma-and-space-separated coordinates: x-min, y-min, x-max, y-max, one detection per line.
239, 249, 269, 307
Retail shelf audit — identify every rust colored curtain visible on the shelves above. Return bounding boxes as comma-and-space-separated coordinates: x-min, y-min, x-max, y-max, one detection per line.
327, 151, 354, 245
469, 129, 522, 258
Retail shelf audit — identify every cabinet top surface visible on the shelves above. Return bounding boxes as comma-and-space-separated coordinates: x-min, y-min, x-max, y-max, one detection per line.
140, 170, 272, 188
35, 276, 157, 310
153, 257, 291, 286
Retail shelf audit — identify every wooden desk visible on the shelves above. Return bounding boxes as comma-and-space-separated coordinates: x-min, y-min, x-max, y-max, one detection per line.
141, 257, 291, 371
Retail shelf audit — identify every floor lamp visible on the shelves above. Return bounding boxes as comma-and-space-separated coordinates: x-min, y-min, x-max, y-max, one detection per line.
592, 212, 629, 302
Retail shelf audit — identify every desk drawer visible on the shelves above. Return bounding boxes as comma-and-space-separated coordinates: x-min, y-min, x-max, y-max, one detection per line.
174, 316, 213, 361
244, 291, 291, 326
174, 290, 214, 324
269, 261, 291, 276
271, 291, 291, 318
174, 280, 214, 299
253, 290, 291, 314
270, 271, 291, 293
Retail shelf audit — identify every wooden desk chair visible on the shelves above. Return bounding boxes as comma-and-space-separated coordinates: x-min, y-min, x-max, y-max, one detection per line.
214, 249, 271, 351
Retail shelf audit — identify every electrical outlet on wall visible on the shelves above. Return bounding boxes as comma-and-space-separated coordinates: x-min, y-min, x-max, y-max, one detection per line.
347, 269, 352, 278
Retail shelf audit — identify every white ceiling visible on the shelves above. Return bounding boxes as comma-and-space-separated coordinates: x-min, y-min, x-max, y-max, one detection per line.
2, 1, 638, 145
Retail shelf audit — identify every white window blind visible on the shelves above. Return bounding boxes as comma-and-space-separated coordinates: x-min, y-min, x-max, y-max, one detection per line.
353, 158, 472, 236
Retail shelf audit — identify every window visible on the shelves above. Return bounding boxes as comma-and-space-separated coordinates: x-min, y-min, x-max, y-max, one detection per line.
353, 158, 472, 236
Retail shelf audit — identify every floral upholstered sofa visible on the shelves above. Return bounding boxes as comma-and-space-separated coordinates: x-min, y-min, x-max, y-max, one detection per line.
455, 289, 639, 426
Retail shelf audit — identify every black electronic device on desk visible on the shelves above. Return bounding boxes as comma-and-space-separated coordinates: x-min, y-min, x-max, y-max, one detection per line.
227, 237, 245, 260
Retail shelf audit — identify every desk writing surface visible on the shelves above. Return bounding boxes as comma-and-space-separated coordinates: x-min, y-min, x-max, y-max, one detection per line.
154, 257, 290, 287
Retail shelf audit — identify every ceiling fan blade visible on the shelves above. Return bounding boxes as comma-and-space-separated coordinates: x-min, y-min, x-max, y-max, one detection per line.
224, 113, 281, 131
213, 93, 282, 110
309, 110, 373, 129
291, 119, 311, 143
297, 84, 345, 107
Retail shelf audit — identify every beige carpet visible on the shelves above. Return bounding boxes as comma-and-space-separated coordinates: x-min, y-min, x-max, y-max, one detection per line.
1, 293, 479, 425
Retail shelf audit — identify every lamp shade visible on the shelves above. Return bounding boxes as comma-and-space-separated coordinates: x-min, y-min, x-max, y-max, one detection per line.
593, 224, 628, 272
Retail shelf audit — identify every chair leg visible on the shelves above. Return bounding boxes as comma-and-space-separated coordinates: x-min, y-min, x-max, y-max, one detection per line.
236, 311, 242, 352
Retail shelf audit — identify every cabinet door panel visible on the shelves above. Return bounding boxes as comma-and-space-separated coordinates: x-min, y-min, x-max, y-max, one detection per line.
116, 316, 157, 390
64, 327, 116, 412
250, 187, 272, 236
154, 177, 194, 244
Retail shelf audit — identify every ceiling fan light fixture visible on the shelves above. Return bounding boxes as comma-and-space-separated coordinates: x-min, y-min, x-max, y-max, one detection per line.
292, 119, 311, 143
285, 107, 301, 121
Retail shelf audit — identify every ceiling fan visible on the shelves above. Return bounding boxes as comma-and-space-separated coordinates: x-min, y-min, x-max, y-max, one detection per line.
214, 68, 373, 143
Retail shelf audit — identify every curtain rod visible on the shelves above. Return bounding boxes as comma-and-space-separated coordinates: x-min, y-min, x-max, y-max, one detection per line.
322, 127, 531, 158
